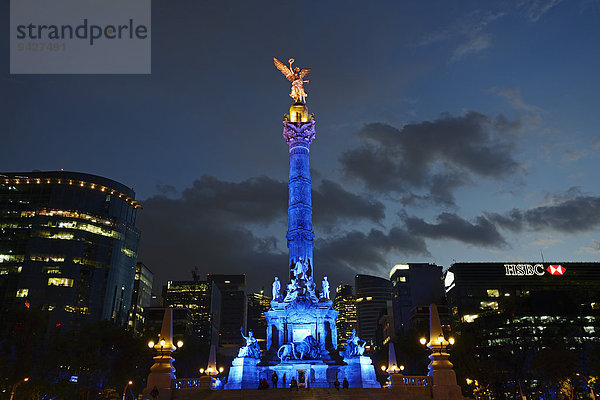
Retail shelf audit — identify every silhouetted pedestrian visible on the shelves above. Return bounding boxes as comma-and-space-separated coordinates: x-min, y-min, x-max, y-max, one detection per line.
150, 386, 159, 399
334, 378, 340, 391
271, 371, 278, 388
290, 377, 299, 391
343, 377, 349, 389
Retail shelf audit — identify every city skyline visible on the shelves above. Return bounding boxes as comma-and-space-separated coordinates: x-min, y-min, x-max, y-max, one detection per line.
3, 1, 600, 292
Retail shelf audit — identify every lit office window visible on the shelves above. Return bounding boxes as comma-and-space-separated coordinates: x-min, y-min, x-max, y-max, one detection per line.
48, 278, 74, 287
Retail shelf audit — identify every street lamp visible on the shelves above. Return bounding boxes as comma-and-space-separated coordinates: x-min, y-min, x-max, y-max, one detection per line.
122, 380, 133, 400
10, 378, 29, 400
147, 335, 183, 355
420, 334, 455, 353
576, 373, 597, 400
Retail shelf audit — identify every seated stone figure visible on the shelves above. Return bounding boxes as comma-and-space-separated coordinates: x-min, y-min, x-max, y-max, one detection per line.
343, 329, 365, 358
238, 327, 261, 359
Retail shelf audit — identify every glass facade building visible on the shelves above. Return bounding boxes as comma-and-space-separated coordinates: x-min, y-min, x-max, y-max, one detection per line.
246, 290, 271, 349
333, 283, 357, 348
389, 263, 445, 334
162, 279, 221, 346
129, 261, 153, 333
355, 274, 392, 349
445, 262, 600, 398
207, 274, 246, 348
0, 171, 141, 332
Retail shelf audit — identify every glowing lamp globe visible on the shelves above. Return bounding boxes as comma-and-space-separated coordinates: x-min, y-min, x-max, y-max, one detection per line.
147, 341, 155, 349
419, 337, 427, 345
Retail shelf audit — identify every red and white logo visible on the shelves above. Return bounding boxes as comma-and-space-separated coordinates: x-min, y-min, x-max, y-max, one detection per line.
547, 265, 566, 275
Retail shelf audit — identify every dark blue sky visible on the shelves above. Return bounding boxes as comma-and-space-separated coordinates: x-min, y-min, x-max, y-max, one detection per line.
3, 0, 600, 292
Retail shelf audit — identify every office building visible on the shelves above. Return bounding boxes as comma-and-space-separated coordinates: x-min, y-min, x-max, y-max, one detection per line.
129, 262, 153, 333
208, 274, 246, 348
246, 290, 271, 349
445, 262, 600, 396
389, 263, 445, 334
162, 279, 221, 346
355, 274, 392, 349
145, 306, 193, 339
0, 171, 141, 332
332, 284, 357, 348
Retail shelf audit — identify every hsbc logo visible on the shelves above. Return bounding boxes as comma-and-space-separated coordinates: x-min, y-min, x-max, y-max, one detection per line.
504, 264, 566, 277
547, 264, 566, 275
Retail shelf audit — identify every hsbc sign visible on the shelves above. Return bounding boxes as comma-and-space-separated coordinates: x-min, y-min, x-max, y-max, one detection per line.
504, 264, 566, 276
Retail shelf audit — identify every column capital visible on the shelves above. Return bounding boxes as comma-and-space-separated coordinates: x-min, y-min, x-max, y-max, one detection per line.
283, 120, 316, 147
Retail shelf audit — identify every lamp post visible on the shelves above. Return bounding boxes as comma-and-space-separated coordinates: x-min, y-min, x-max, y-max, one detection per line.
576, 373, 597, 400
10, 378, 29, 400
122, 380, 133, 400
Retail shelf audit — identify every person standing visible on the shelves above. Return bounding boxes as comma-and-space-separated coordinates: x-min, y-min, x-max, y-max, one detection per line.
343, 377, 349, 389
271, 371, 278, 388
290, 377, 299, 391
334, 378, 340, 391
150, 386, 159, 399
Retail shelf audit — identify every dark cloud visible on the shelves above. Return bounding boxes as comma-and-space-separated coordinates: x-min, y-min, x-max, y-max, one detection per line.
487, 195, 600, 233
137, 175, 388, 291
316, 227, 430, 276
339, 111, 520, 205
312, 179, 385, 229
405, 212, 507, 247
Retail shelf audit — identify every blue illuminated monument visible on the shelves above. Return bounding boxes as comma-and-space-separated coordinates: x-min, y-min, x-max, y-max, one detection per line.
225, 58, 379, 389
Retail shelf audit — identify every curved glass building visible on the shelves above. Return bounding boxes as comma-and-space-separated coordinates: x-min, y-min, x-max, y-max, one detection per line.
0, 171, 141, 332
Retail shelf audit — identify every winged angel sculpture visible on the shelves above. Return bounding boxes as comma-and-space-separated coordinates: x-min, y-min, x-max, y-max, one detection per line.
274, 57, 311, 104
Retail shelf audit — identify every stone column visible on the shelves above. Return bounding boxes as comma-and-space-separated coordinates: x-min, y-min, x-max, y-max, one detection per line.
283, 104, 316, 280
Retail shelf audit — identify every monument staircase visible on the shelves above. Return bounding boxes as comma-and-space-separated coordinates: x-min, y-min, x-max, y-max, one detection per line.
171, 387, 433, 400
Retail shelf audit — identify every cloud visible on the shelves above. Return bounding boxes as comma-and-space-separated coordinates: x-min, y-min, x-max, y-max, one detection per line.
517, 0, 564, 22
562, 149, 587, 163
339, 111, 520, 205
531, 237, 562, 247
405, 213, 507, 248
415, 10, 505, 62
487, 194, 600, 233
316, 227, 430, 276
491, 87, 542, 114
578, 240, 600, 255
312, 179, 385, 230
137, 175, 388, 291
450, 34, 491, 62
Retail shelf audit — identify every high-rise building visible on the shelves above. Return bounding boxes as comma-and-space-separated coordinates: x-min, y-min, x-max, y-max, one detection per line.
389, 263, 445, 334
445, 262, 600, 395
162, 280, 221, 346
246, 290, 271, 349
208, 274, 246, 348
129, 262, 153, 333
0, 171, 141, 332
333, 284, 356, 348
355, 274, 392, 349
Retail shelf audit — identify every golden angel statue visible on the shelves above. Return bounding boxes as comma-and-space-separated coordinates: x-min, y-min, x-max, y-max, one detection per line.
274, 57, 311, 104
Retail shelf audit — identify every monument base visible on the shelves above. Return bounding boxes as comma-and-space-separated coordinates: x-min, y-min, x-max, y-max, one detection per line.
342, 356, 380, 388
224, 357, 261, 389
